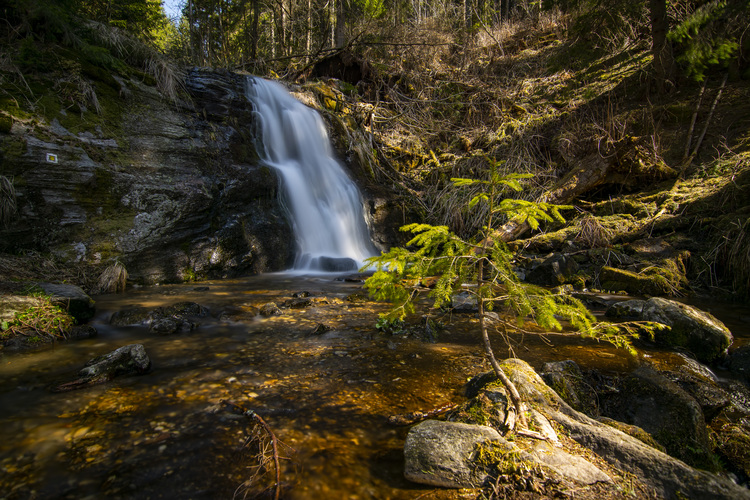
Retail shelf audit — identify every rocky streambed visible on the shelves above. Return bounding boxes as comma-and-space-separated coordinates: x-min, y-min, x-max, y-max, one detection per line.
1, 273, 749, 499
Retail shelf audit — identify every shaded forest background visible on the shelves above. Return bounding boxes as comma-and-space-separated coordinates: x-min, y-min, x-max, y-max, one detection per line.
1, 0, 749, 298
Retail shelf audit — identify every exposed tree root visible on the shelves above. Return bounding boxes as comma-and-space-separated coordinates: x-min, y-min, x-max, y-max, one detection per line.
222, 400, 289, 500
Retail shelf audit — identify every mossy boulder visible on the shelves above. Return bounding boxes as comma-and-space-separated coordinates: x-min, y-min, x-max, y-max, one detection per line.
404, 420, 505, 488
599, 266, 672, 296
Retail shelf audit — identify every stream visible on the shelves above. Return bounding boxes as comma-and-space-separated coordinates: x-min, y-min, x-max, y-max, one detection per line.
1, 274, 748, 499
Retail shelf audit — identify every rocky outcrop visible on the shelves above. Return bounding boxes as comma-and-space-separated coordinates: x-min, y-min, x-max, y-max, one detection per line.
451, 359, 750, 499
1, 69, 410, 287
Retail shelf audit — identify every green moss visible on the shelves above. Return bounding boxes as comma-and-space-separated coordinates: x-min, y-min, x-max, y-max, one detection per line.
0, 115, 12, 134
600, 266, 672, 296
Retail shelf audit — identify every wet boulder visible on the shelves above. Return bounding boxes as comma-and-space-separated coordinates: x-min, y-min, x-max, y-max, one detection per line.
259, 302, 281, 316
642, 297, 733, 364
55, 344, 151, 391
37, 283, 96, 323
317, 256, 357, 272
109, 301, 206, 334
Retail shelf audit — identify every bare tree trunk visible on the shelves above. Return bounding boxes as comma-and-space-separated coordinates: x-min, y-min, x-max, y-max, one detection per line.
306, 0, 312, 62
477, 260, 527, 430
335, 0, 346, 48
650, 0, 674, 94
251, 0, 260, 59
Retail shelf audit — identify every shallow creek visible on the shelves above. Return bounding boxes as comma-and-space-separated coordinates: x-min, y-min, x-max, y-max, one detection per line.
1, 274, 746, 499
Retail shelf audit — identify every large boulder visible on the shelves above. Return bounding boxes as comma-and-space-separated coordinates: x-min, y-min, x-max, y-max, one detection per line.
404, 419, 506, 488
598, 365, 714, 470
37, 282, 95, 323
606, 297, 733, 363
642, 297, 733, 363
488, 359, 750, 499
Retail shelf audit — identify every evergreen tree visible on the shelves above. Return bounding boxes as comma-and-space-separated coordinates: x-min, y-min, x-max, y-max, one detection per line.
363, 156, 663, 431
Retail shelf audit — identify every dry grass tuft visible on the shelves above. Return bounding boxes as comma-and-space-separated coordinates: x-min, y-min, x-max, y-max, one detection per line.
575, 214, 613, 249
92, 261, 128, 294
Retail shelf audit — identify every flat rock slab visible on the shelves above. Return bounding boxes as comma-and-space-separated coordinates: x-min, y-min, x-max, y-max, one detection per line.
404, 420, 505, 488
529, 441, 611, 485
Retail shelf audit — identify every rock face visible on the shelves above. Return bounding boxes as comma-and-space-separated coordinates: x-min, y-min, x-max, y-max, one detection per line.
0, 69, 395, 285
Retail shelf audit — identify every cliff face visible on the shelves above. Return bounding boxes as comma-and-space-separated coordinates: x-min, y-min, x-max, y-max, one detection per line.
0, 69, 298, 284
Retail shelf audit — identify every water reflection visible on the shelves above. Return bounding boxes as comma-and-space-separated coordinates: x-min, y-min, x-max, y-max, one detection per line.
0, 274, 746, 499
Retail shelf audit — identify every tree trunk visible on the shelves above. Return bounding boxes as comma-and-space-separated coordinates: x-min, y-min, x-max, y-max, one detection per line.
335, 0, 346, 48
251, 0, 259, 59
650, 0, 674, 94
477, 260, 527, 430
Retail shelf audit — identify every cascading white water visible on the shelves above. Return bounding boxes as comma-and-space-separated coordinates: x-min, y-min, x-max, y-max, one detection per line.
245, 77, 376, 272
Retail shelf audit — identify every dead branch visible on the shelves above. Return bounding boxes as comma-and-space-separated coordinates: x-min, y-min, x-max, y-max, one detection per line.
222, 400, 283, 500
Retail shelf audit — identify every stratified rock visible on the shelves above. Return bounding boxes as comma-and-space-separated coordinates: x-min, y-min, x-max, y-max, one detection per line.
404, 420, 505, 488
37, 283, 95, 323
642, 297, 733, 364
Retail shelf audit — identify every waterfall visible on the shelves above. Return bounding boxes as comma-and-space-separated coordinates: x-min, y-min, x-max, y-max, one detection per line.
245, 77, 376, 273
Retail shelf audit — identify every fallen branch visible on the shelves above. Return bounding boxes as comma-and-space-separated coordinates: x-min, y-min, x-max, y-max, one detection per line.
222, 400, 283, 500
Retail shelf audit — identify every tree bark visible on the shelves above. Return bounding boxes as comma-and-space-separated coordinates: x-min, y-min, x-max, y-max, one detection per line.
477, 260, 527, 430
650, 0, 674, 94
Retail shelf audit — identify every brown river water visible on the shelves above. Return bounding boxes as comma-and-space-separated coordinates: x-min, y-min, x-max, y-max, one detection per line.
1, 274, 747, 500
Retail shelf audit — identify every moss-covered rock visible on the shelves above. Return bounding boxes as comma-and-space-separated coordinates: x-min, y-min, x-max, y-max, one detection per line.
600, 265, 673, 296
